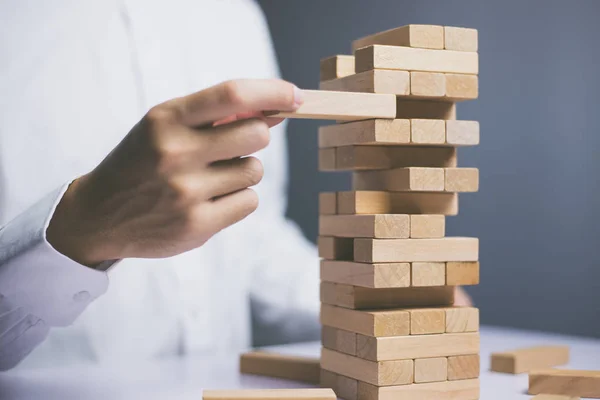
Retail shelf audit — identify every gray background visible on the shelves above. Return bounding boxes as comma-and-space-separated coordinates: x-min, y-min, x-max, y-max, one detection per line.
258, 0, 600, 338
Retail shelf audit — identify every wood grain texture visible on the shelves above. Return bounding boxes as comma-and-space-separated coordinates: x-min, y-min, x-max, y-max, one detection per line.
445, 74, 478, 100
445, 168, 479, 192
446, 261, 480, 285
322, 326, 357, 356
318, 236, 354, 260
414, 357, 448, 383
357, 378, 480, 400
320, 370, 358, 400
320, 282, 454, 310
353, 25, 444, 51
355, 45, 478, 75
320, 260, 411, 288
321, 348, 413, 386
320, 70, 410, 95
319, 148, 337, 171
396, 100, 456, 120
319, 215, 410, 238
446, 120, 480, 146
411, 262, 446, 286
447, 354, 480, 380
352, 167, 445, 192
444, 27, 478, 52
320, 304, 410, 337
353, 237, 479, 263
410, 215, 445, 238
410, 308, 446, 334
337, 191, 458, 216
491, 346, 570, 374
203, 389, 336, 400
445, 307, 479, 333
411, 119, 446, 144
531, 395, 580, 400
410, 72, 445, 97
356, 332, 480, 361
239, 352, 320, 384
529, 369, 600, 398
333, 146, 457, 170
320, 55, 355, 81
319, 192, 337, 215
267, 90, 396, 120
319, 120, 410, 148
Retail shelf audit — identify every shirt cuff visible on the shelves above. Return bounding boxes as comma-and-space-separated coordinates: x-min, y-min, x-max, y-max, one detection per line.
0, 183, 109, 326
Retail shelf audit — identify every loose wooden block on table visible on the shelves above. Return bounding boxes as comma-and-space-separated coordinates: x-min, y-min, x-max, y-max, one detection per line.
320, 55, 355, 81
319, 214, 410, 238
320, 260, 411, 288
410, 308, 446, 334
239, 352, 320, 384
448, 354, 480, 380
202, 389, 336, 400
336, 191, 458, 216
445, 74, 478, 100
446, 307, 479, 333
353, 237, 479, 263
321, 348, 414, 386
320, 303, 410, 337
410, 72, 445, 98
410, 215, 445, 238
447, 261, 480, 285
529, 369, 600, 398
355, 45, 479, 75
319, 148, 336, 171
320, 70, 410, 95
414, 357, 448, 383
320, 282, 454, 310
491, 346, 570, 374
445, 168, 479, 192
319, 192, 337, 215
531, 395, 580, 400
318, 236, 353, 260
411, 262, 446, 286
267, 90, 396, 120
321, 369, 358, 400
446, 120, 480, 146
352, 24, 444, 51
396, 99, 456, 120
333, 146, 457, 170
444, 27, 478, 52
357, 378, 480, 400
352, 167, 445, 192
322, 326, 357, 356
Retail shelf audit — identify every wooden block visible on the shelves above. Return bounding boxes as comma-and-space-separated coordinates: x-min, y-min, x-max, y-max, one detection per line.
267, 90, 396, 120
353, 24, 444, 51
445, 74, 478, 100
410, 215, 445, 238
319, 192, 337, 215
353, 167, 445, 192
410, 308, 446, 335
414, 357, 448, 383
447, 354, 480, 380
444, 27, 478, 52
446, 120, 480, 146
202, 389, 336, 400
321, 55, 355, 81
321, 304, 410, 337
355, 45, 478, 75
445, 307, 479, 333
319, 148, 337, 171
531, 395, 580, 400
318, 237, 353, 260
396, 100, 456, 120
410, 72, 446, 97
337, 191, 458, 216
412, 262, 446, 286
491, 346, 570, 374
354, 237, 479, 263
320, 282, 454, 310
411, 119, 446, 144
319, 215, 410, 238
322, 326, 357, 356
320, 70, 410, 95
320, 260, 411, 289
239, 352, 320, 384
335, 146, 457, 170
447, 262, 480, 285
356, 332, 480, 361
319, 120, 410, 148
321, 370, 358, 400
445, 168, 479, 192
321, 348, 414, 386
529, 369, 600, 398
357, 378, 480, 400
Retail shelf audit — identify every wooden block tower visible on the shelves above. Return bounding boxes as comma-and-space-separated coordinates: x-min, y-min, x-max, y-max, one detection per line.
317, 25, 480, 400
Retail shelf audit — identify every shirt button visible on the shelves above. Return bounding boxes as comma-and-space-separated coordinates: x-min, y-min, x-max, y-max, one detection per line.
73, 291, 90, 302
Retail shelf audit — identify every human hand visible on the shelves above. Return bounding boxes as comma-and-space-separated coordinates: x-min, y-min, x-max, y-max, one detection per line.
47, 79, 302, 266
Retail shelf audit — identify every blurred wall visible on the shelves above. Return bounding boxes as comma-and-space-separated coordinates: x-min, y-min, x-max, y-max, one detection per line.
258, 0, 600, 338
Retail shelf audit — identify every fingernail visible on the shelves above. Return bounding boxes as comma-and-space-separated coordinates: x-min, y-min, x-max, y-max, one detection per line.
293, 85, 304, 109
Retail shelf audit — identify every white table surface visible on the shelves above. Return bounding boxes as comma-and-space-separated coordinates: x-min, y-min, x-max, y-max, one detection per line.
1, 326, 599, 400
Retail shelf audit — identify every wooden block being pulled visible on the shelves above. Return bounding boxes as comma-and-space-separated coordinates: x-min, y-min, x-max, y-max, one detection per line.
412, 262, 446, 286
337, 191, 458, 216
239, 352, 320, 384
409, 308, 446, 334
531, 395, 580, 400
319, 214, 410, 238
448, 354, 480, 380
320, 70, 410, 95
396, 100, 456, 120
321, 55, 355, 81
202, 389, 336, 400
334, 146, 457, 170
357, 378, 480, 400
353, 167, 445, 192
267, 90, 396, 120
444, 27, 478, 52
319, 192, 337, 215
320, 282, 454, 310
353, 24, 444, 51
356, 332, 480, 361
446, 120, 480, 146
354, 237, 479, 263
445, 307, 479, 333
321, 304, 410, 337
445, 74, 478, 100
321, 348, 414, 386
319, 148, 337, 171
447, 261, 480, 285
414, 357, 448, 383
445, 168, 479, 192
318, 237, 354, 260
491, 346, 570, 374
355, 45, 478, 74
321, 370, 358, 400
529, 369, 600, 398
320, 260, 410, 288
410, 72, 446, 98
410, 215, 445, 238
322, 326, 357, 356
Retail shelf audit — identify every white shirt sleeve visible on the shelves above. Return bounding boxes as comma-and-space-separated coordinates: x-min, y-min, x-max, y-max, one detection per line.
0, 183, 109, 370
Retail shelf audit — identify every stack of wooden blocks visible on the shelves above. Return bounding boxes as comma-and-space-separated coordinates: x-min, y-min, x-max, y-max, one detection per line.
316, 25, 481, 400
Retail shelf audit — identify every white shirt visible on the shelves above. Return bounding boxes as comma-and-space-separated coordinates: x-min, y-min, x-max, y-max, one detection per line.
0, 0, 319, 371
